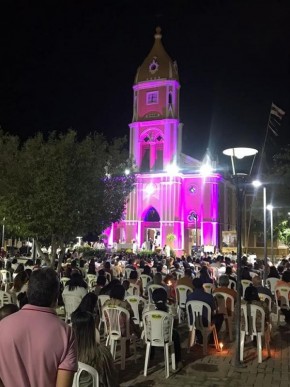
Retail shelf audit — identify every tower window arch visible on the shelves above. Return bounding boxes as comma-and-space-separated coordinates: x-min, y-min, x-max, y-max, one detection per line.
140, 129, 164, 172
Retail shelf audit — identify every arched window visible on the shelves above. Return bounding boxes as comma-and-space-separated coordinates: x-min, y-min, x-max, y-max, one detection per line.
144, 207, 160, 222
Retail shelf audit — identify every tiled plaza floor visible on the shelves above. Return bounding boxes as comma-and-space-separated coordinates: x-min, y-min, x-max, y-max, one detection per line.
116, 322, 290, 387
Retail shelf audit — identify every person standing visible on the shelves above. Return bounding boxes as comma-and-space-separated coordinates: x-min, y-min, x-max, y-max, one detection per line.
0, 268, 78, 387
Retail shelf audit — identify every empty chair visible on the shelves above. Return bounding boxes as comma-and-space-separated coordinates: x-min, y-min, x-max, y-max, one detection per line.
176, 285, 192, 323
125, 268, 132, 279
240, 303, 271, 363
202, 283, 214, 294
125, 295, 146, 326
72, 361, 99, 387
266, 278, 279, 295
62, 294, 83, 322
0, 270, 12, 284
0, 291, 12, 307
214, 292, 235, 341
140, 274, 151, 289
142, 310, 176, 378
186, 300, 220, 355
103, 305, 137, 370
241, 280, 252, 298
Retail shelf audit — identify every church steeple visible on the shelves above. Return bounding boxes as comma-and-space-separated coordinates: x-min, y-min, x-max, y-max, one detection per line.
129, 27, 182, 172
134, 27, 179, 84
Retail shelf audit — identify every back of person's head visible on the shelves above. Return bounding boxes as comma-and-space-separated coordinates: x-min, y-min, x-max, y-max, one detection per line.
252, 275, 262, 287
17, 292, 28, 308
122, 280, 130, 290
219, 275, 229, 287
104, 261, 111, 270
110, 284, 125, 300
0, 303, 19, 320
192, 277, 203, 289
27, 268, 59, 307
152, 287, 168, 312
129, 270, 138, 280
225, 266, 233, 275
153, 272, 162, 285
96, 275, 106, 286
71, 310, 96, 366
13, 271, 29, 292
282, 270, 290, 283
143, 266, 151, 275
268, 266, 280, 278
68, 272, 87, 290
244, 285, 260, 302
156, 264, 163, 273
75, 292, 97, 314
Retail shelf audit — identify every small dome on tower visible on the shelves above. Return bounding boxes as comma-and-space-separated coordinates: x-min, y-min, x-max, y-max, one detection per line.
134, 27, 179, 84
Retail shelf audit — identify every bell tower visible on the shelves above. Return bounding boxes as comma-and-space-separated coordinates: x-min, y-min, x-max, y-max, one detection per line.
129, 27, 182, 172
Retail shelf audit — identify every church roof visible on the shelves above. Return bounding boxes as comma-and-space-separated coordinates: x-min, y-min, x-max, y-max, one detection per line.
134, 27, 179, 84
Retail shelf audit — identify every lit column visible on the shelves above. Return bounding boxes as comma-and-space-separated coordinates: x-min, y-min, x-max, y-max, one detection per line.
223, 147, 258, 367
267, 204, 274, 264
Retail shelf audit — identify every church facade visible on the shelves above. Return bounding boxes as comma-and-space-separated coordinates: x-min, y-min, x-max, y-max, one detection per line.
105, 28, 235, 255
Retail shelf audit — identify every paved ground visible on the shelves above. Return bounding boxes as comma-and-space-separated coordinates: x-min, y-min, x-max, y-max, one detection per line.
116, 321, 290, 387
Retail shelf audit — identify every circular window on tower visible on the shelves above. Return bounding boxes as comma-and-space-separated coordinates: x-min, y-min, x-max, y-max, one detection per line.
149, 58, 159, 74
189, 185, 197, 194
187, 211, 198, 222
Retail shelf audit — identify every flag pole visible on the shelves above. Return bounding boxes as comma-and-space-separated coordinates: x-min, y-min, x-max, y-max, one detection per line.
245, 103, 272, 254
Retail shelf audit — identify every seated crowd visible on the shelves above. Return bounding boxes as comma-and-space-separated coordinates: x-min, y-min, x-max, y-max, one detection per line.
1, 248, 290, 386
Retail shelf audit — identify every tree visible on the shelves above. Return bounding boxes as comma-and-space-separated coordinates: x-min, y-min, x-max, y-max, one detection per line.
0, 130, 135, 266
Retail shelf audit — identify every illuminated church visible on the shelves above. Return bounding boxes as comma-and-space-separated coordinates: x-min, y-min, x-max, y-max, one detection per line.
106, 27, 235, 255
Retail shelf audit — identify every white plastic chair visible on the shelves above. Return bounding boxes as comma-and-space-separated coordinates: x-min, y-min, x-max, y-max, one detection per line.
125, 268, 132, 279
60, 277, 70, 288
275, 285, 290, 325
72, 361, 99, 387
203, 283, 214, 294
240, 303, 271, 363
258, 293, 272, 312
147, 284, 164, 304
128, 283, 140, 296
176, 285, 192, 323
125, 295, 146, 326
228, 279, 237, 291
241, 280, 252, 298
0, 270, 12, 284
213, 291, 235, 341
142, 310, 176, 378
103, 305, 137, 370
62, 294, 83, 322
266, 278, 279, 295
86, 274, 97, 289
186, 300, 220, 355
97, 294, 110, 333
140, 274, 151, 289
0, 291, 12, 307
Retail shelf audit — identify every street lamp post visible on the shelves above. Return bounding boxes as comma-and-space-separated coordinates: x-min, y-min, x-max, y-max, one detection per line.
1, 217, 5, 249
267, 204, 274, 264
223, 147, 258, 367
252, 181, 268, 283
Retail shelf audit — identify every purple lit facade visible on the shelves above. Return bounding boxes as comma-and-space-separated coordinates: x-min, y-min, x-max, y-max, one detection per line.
105, 28, 234, 255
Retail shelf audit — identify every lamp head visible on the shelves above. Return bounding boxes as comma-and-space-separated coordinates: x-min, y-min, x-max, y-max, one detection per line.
223, 147, 258, 159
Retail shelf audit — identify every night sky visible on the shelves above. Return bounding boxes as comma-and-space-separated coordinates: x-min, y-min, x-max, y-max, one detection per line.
0, 0, 289, 162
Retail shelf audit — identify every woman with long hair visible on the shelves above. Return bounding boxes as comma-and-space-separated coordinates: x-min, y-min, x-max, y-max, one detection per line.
72, 310, 118, 387
62, 272, 88, 299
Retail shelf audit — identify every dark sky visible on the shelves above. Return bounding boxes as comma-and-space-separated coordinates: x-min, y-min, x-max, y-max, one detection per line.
0, 0, 289, 162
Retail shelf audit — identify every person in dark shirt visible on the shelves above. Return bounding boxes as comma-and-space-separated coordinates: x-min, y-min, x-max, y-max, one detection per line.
186, 278, 223, 343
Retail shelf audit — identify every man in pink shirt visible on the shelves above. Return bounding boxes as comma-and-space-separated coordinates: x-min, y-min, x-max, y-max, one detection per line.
0, 267, 78, 387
